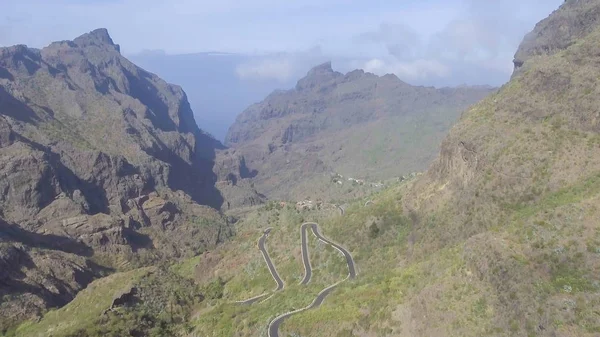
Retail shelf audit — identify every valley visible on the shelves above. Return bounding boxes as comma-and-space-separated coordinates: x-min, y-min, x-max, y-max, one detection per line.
2, 0, 600, 336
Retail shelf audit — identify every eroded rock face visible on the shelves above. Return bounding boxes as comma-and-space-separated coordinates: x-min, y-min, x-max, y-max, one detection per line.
213, 149, 266, 209
0, 28, 243, 328
0, 218, 107, 329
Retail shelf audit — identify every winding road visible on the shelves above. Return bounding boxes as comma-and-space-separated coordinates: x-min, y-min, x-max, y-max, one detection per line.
299, 223, 313, 285
236, 228, 283, 305
236, 221, 356, 336
259, 228, 284, 291
268, 222, 356, 337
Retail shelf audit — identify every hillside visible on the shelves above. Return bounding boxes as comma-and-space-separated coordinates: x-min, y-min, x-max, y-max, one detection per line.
7, 0, 600, 336
0, 29, 262, 332
225, 62, 494, 201
160, 1, 600, 336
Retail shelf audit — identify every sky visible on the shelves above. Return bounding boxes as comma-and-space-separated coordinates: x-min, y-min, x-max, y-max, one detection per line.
0, 0, 564, 87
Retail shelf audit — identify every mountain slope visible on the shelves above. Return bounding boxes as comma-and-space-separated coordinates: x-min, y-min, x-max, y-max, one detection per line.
0, 29, 260, 331
394, 0, 600, 334
225, 62, 494, 201
184, 1, 600, 336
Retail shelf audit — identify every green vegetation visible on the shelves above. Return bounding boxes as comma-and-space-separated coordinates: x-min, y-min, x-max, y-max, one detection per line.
9, 3, 600, 336
13, 268, 154, 337
39, 118, 95, 151
10, 266, 207, 337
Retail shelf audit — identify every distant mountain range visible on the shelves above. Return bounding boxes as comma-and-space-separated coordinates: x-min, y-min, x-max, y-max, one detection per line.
129, 49, 507, 143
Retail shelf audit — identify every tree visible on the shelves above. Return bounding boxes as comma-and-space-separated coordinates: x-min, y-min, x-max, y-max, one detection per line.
369, 222, 380, 239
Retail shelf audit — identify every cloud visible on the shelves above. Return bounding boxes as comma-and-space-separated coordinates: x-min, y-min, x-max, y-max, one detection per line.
361, 58, 450, 80
354, 23, 421, 61
345, 0, 564, 86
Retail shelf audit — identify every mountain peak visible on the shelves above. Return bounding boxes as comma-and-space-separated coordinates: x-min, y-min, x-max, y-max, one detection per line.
296, 61, 341, 91
73, 28, 120, 52
308, 61, 333, 74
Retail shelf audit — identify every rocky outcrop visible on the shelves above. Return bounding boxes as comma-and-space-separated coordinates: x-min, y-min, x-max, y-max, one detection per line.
0, 218, 108, 329
513, 0, 600, 74
213, 149, 265, 209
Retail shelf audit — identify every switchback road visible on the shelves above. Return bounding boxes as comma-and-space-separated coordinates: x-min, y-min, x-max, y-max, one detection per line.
236, 228, 283, 304
259, 228, 284, 291
268, 222, 356, 337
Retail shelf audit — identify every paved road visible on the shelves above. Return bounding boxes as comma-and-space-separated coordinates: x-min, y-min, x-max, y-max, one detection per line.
299, 223, 313, 285
268, 222, 356, 337
259, 228, 284, 291
307, 223, 356, 279
268, 279, 343, 337
237, 228, 283, 305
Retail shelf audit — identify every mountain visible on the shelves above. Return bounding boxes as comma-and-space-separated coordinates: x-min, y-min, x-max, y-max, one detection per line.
167, 1, 600, 336
0, 28, 262, 331
10, 0, 600, 335
225, 62, 494, 201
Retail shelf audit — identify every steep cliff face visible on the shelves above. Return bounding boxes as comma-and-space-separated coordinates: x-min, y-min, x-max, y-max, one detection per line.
213, 149, 266, 210
0, 29, 248, 329
0, 29, 226, 212
226, 62, 494, 200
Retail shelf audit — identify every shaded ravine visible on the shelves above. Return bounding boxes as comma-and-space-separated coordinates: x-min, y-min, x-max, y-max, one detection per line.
268, 222, 356, 337
236, 228, 283, 305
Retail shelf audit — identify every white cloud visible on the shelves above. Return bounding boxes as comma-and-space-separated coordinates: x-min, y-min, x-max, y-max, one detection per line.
362, 58, 450, 80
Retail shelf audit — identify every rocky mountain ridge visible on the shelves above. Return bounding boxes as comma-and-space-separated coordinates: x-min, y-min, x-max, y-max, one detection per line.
226, 61, 495, 201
